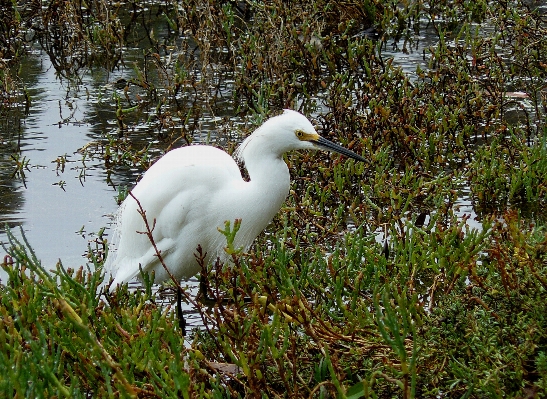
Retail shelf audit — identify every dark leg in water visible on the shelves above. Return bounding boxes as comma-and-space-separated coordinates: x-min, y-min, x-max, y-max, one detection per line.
199, 273, 252, 305
176, 287, 186, 336
200, 273, 216, 305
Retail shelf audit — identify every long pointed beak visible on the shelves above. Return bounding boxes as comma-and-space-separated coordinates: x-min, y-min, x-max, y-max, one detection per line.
311, 136, 366, 162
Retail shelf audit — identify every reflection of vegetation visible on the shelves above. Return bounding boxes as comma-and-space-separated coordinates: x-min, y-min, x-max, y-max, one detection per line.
9, 153, 30, 181
0, 101, 25, 224
1, 0, 547, 397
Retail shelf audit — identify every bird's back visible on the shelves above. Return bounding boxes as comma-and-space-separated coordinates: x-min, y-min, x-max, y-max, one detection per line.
104, 145, 244, 284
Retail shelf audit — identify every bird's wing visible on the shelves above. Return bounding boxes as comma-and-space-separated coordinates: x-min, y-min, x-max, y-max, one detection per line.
104, 145, 243, 283
109, 236, 176, 284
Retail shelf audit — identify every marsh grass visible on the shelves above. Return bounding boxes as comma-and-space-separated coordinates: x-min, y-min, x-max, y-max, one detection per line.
1, 0, 547, 397
2, 206, 546, 397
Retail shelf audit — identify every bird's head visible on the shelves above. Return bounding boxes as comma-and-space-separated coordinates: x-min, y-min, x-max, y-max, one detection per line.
234, 110, 365, 163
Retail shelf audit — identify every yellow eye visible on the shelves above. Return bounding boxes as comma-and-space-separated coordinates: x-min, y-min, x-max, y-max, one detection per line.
296, 130, 304, 139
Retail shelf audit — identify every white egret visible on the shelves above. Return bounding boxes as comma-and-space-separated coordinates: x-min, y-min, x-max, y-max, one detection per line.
104, 110, 365, 289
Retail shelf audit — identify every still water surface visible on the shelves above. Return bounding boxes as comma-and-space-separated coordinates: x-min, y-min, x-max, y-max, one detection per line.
0, 53, 120, 273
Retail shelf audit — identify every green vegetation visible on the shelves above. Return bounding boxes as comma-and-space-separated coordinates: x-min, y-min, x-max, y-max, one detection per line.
1, 0, 547, 397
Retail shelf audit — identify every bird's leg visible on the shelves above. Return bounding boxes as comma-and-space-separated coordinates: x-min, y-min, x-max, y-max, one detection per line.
197, 256, 252, 306
199, 271, 253, 306
196, 250, 219, 306
199, 273, 217, 306
195, 246, 216, 305
176, 286, 187, 336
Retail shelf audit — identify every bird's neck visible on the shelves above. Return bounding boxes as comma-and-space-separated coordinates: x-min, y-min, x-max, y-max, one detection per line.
245, 155, 291, 217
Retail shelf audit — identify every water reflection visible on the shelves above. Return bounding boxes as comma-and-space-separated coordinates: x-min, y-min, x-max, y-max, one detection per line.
0, 56, 42, 230
0, 52, 122, 281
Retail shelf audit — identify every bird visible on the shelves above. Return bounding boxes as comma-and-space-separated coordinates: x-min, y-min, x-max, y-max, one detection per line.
104, 109, 365, 290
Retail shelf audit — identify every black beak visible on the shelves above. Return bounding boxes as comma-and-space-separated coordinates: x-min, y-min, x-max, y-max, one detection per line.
311, 136, 366, 162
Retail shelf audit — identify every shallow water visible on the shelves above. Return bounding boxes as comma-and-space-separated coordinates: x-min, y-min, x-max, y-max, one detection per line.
0, 53, 121, 278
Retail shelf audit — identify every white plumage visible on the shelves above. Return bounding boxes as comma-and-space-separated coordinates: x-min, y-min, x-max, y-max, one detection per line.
104, 110, 365, 287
